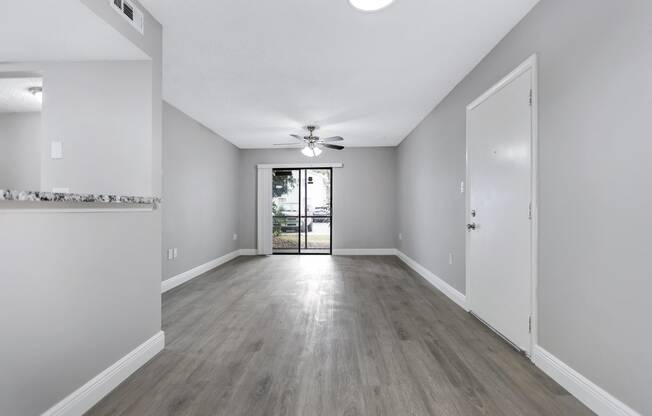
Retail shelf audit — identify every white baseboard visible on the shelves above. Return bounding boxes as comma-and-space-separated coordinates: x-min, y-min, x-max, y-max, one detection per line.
238, 249, 258, 256
332, 248, 397, 256
161, 250, 241, 293
42, 331, 165, 416
532, 346, 641, 416
395, 250, 467, 310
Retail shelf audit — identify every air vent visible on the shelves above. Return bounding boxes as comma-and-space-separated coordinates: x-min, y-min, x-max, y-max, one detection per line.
109, 0, 144, 34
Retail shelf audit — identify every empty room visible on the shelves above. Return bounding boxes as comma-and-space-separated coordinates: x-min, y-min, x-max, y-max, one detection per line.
1, 0, 649, 415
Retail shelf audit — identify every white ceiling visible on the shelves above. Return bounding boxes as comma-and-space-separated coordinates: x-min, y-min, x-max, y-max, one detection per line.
0, 0, 148, 62
141, 0, 539, 148
0, 78, 43, 113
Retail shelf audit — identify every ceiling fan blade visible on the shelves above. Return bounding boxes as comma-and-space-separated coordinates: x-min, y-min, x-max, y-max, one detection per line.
289, 134, 306, 141
274, 143, 303, 146
322, 143, 344, 150
319, 136, 344, 142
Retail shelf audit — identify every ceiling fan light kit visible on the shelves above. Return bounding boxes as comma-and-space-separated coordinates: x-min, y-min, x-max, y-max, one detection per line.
302, 144, 322, 158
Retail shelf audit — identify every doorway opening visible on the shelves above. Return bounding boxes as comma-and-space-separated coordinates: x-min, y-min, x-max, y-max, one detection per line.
272, 168, 332, 255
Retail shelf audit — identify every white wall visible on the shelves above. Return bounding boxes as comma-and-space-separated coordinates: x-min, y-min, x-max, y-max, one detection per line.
397, 0, 651, 413
0, 112, 42, 190
238, 147, 397, 251
162, 102, 240, 280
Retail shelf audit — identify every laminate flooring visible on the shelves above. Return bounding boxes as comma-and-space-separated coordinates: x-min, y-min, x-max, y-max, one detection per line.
88, 255, 592, 416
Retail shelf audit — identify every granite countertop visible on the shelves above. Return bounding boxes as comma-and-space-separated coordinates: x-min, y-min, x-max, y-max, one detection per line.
0, 189, 160, 205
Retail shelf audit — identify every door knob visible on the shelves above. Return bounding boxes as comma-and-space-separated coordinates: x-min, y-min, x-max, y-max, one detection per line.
466, 223, 477, 230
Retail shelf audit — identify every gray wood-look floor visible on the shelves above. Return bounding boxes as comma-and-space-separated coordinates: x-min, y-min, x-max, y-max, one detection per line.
88, 255, 592, 416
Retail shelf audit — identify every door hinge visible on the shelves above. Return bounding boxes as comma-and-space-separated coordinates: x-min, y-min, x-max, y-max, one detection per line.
529, 89, 533, 106
528, 316, 532, 333
528, 202, 532, 220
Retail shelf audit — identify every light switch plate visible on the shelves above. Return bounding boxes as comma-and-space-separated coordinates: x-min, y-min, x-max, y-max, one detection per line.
167, 249, 173, 260
173, 248, 178, 258
51, 141, 63, 159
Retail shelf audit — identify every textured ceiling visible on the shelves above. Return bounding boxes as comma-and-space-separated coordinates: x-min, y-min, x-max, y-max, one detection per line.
142, 0, 539, 148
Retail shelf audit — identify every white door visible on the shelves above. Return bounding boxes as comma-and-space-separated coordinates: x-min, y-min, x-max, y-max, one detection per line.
466, 62, 534, 352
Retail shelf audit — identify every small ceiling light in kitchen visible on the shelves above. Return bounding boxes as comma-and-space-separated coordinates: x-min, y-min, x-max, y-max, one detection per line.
349, 0, 394, 12
28, 86, 43, 100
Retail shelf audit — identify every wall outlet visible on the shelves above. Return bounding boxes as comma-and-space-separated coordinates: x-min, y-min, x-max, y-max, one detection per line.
233, 233, 238, 241
173, 248, 178, 259
449, 253, 454, 265
398, 233, 403, 241
167, 248, 173, 260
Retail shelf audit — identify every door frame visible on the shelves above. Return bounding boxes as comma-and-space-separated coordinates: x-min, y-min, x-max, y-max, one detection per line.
271, 166, 334, 255
464, 54, 538, 358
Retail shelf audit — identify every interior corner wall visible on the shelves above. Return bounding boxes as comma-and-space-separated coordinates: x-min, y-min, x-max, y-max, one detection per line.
0, 1, 163, 415
162, 102, 240, 281
238, 147, 398, 252
396, 0, 651, 414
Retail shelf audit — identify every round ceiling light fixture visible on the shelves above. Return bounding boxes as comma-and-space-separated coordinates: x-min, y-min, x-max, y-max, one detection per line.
28, 86, 43, 100
349, 0, 394, 11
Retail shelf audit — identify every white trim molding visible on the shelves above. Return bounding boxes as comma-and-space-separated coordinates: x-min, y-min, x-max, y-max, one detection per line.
42, 331, 164, 416
467, 54, 538, 111
256, 162, 343, 169
161, 250, 241, 293
332, 248, 397, 256
533, 346, 642, 416
395, 250, 467, 311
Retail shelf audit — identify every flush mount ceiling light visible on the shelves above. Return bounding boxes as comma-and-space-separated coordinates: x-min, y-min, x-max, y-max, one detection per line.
349, 0, 394, 12
28, 86, 43, 100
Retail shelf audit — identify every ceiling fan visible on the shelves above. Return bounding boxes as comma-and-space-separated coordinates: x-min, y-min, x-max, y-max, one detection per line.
274, 125, 344, 157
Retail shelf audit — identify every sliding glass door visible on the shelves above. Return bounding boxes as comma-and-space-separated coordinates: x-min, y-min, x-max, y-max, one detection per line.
272, 168, 332, 254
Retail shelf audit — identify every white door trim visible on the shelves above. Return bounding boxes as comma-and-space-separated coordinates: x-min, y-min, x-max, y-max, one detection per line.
465, 54, 538, 358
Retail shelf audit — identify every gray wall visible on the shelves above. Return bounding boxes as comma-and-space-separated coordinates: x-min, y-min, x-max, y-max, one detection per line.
238, 147, 397, 251
81, 0, 163, 197
162, 102, 240, 280
0, 112, 41, 190
0, 1, 163, 414
40, 61, 152, 195
397, 0, 651, 413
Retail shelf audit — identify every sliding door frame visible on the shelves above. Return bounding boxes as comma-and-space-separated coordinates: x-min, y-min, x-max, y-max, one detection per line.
272, 167, 333, 255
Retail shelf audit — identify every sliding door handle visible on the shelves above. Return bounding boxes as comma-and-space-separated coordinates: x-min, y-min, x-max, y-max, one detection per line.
466, 223, 477, 231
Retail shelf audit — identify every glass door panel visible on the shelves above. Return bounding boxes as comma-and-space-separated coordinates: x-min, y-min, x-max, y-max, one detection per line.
272, 169, 300, 254
302, 169, 331, 254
